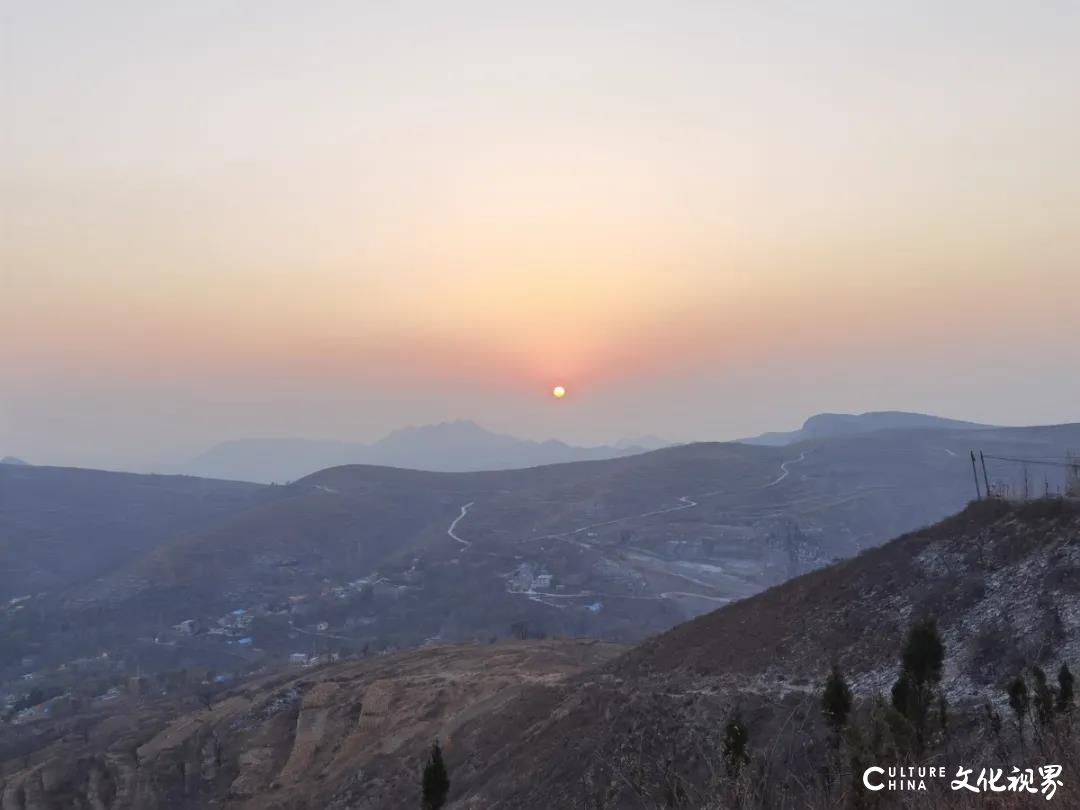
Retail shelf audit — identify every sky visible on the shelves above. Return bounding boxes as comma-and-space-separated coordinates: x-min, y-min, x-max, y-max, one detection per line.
2, 1, 1079, 471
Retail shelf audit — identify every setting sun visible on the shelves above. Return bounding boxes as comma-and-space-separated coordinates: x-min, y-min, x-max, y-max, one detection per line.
552, 385, 567, 399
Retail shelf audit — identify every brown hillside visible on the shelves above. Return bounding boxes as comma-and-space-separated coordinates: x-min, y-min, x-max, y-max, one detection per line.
456, 498, 1080, 809
4, 500, 1079, 809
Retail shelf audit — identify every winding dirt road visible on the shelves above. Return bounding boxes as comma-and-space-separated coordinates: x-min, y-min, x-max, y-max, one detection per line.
445, 451, 809, 606
764, 451, 806, 487
447, 501, 474, 548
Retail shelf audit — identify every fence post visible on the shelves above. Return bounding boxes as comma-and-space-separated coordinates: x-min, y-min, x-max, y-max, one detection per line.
970, 451, 981, 501
980, 451, 992, 498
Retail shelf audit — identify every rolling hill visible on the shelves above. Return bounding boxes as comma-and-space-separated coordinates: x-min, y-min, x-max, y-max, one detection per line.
0, 464, 271, 603
4, 422, 1078, 693
3, 498, 1077, 808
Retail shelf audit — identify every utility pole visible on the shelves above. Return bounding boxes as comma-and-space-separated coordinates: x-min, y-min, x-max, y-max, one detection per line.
980, 451, 992, 499
970, 451, 982, 500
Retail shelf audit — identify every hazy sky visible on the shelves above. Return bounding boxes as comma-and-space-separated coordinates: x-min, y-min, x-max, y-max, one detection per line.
3, 1, 1079, 470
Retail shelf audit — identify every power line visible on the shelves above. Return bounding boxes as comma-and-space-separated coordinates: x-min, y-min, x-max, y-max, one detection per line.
985, 454, 1079, 462
981, 454, 1080, 469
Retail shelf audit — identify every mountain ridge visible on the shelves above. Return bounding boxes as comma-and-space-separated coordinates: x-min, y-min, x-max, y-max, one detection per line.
4, 498, 1077, 808
167, 410, 1005, 481
7, 421, 1077, 697
739, 410, 993, 446
169, 420, 655, 483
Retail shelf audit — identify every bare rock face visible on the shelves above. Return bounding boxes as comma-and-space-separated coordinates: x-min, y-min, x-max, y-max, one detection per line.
276, 682, 341, 786
228, 747, 274, 798
0, 640, 621, 809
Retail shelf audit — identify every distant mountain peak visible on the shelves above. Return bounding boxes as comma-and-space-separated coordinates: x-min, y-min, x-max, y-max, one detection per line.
800, 410, 988, 435
373, 420, 516, 452
378, 419, 496, 441
1, 456, 30, 466
614, 435, 671, 451
176, 420, 650, 482
740, 410, 993, 446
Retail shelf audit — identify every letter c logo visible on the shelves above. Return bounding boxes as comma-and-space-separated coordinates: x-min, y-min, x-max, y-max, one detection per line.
863, 767, 884, 791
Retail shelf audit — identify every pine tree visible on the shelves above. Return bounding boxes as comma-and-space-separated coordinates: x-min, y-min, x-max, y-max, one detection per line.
821, 664, 853, 744
901, 618, 945, 688
722, 713, 750, 777
1031, 666, 1055, 727
892, 618, 945, 752
421, 739, 450, 810
1008, 675, 1029, 753
1057, 663, 1074, 715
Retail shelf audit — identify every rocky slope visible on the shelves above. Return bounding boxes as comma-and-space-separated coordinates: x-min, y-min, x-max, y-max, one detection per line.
0, 640, 621, 810
4, 499, 1079, 809
459, 497, 1080, 808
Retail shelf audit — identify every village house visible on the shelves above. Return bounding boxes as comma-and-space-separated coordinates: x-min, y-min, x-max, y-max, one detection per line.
507, 563, 554, 592
218, 608, 253, 630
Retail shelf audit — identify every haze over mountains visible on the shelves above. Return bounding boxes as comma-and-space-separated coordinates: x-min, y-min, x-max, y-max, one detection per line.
3, 411, 1077, 683
166, 420, 669, 483
2, 409, 1079, 809
739, 410, 992, 446
6, 2, 1078, 804
150, 410, 994, 484
0, 411, 1045, 483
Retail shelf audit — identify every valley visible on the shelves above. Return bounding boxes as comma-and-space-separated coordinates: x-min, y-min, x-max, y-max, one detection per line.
3, 421, 1079, 722
7, 3, 1076, 805
2, 496, 1078, 808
